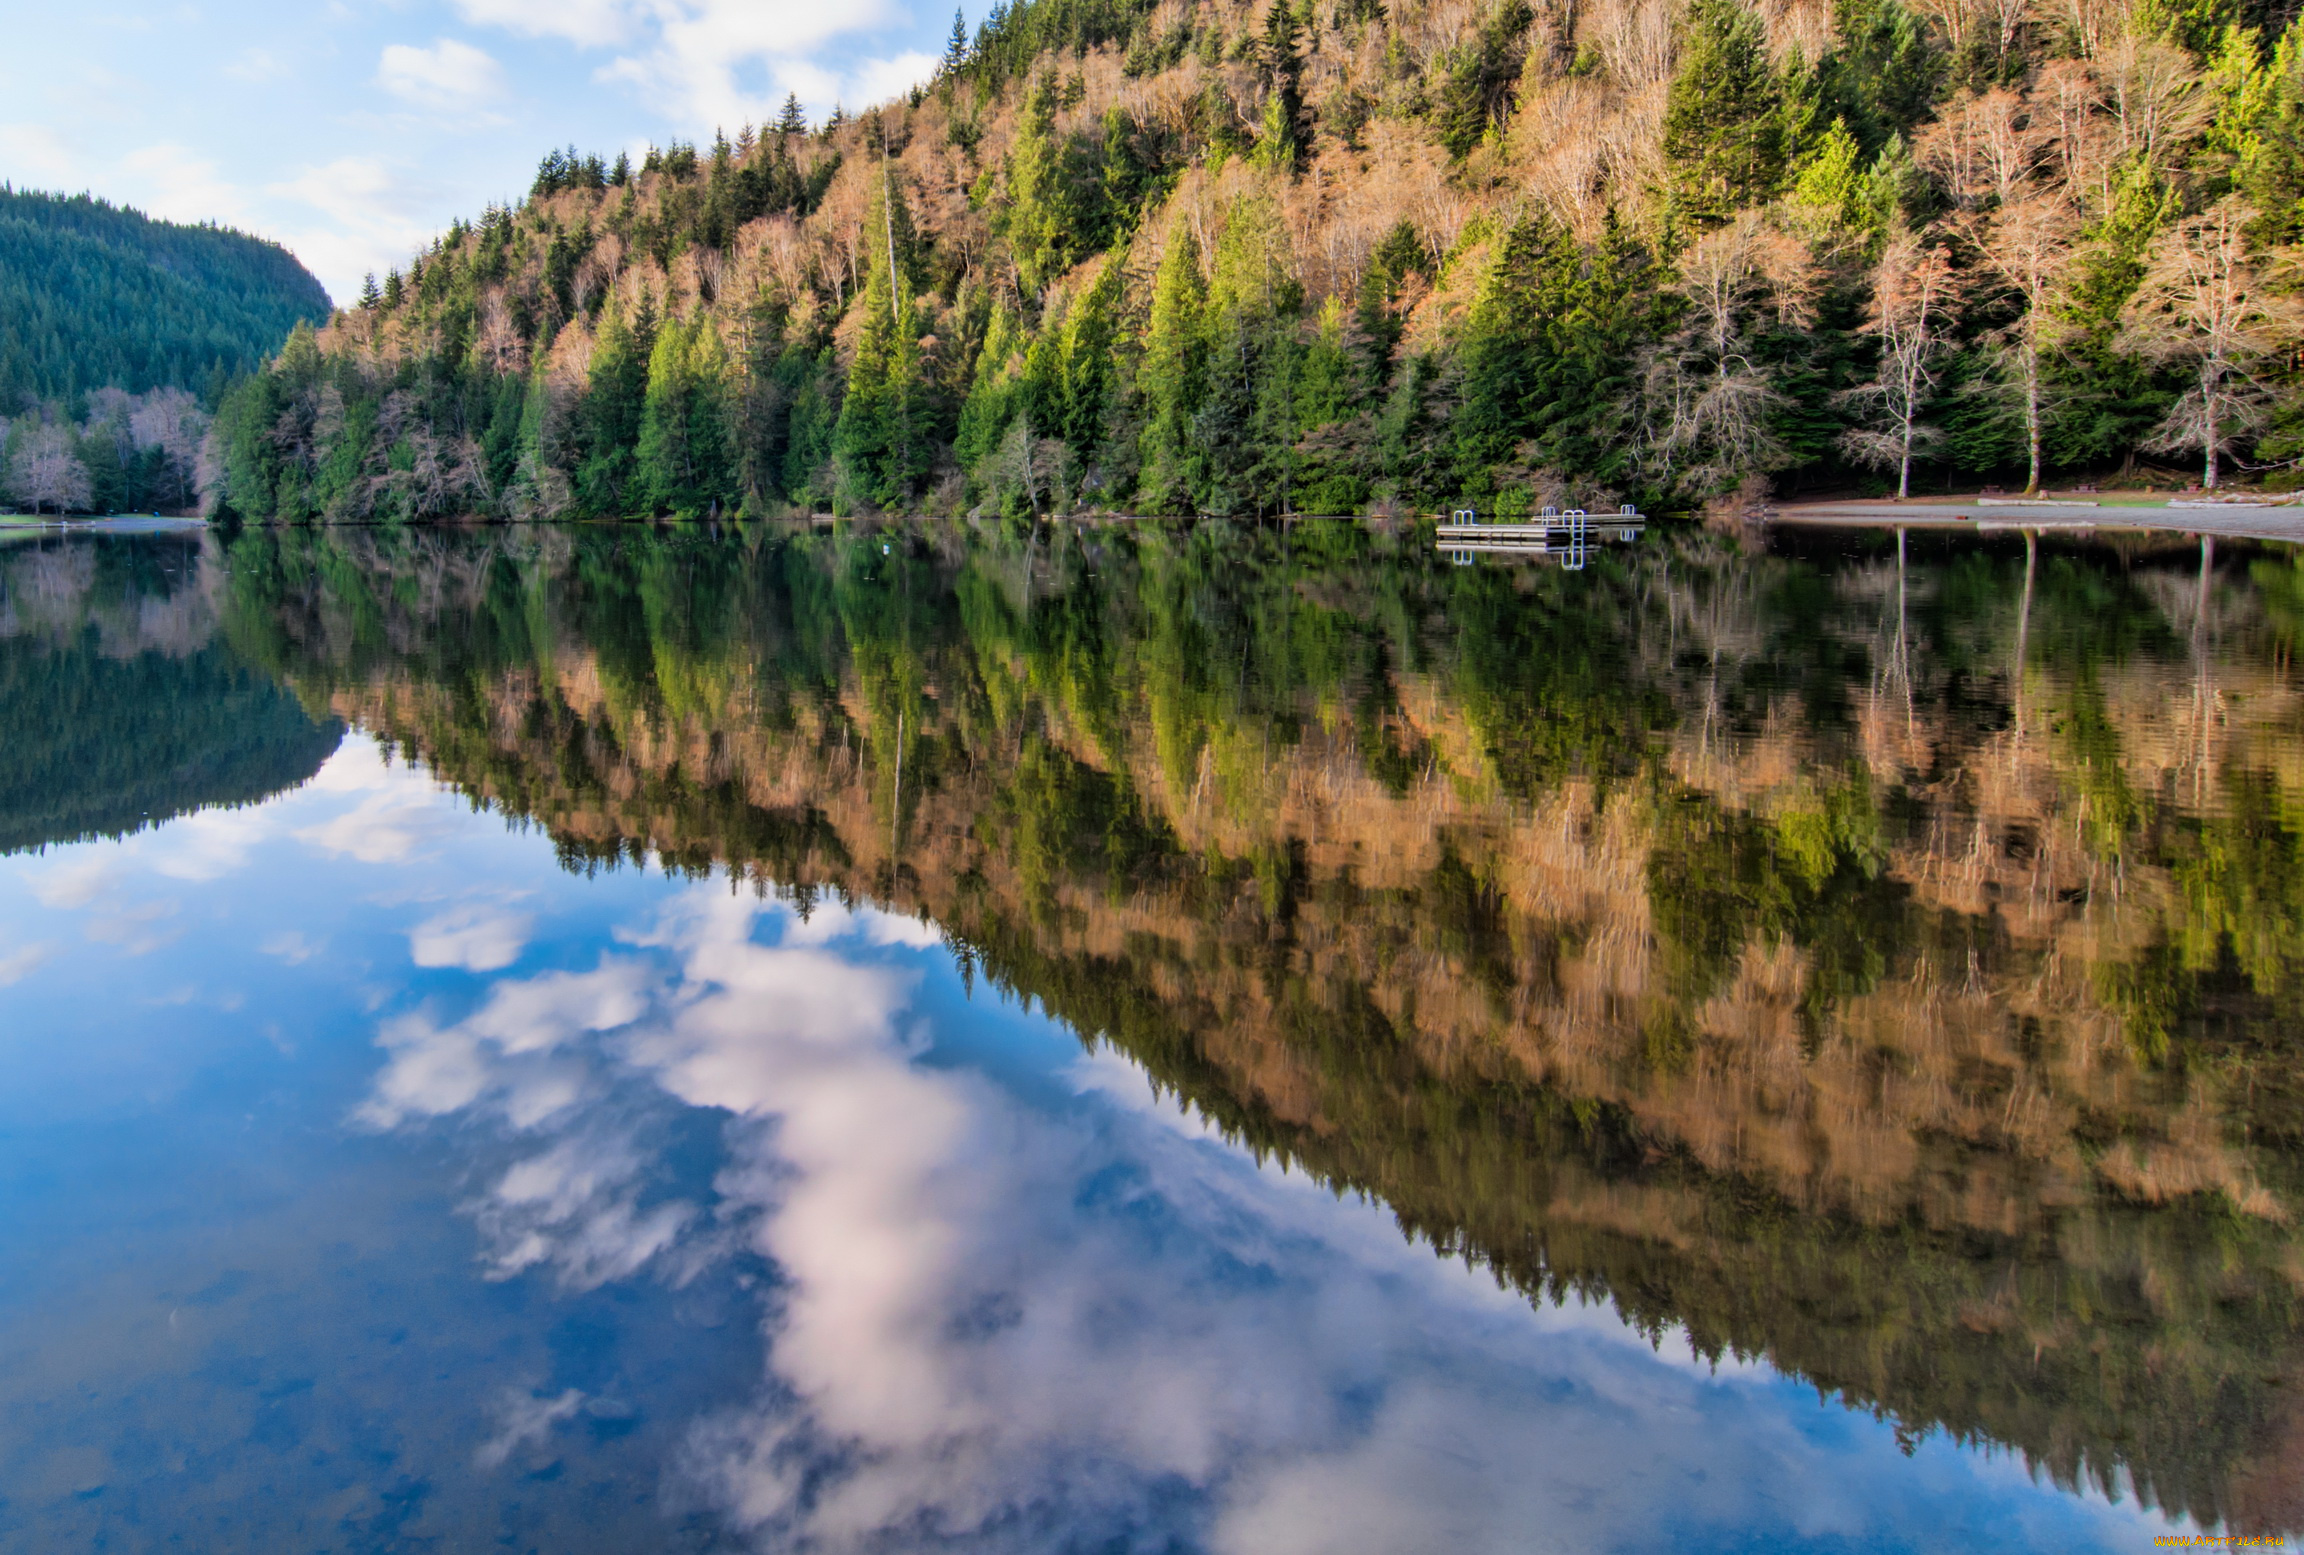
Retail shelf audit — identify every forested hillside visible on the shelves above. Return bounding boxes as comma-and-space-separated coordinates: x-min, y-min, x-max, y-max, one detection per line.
0, 188, 331, 516
214, 0, 2304, 521
0, 188, 332, 408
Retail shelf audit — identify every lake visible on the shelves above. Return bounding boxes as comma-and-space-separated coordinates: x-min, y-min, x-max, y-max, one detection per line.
0, 517, 2296, 1552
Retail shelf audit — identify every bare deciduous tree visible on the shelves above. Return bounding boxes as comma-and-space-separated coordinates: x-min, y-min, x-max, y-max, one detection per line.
9, 424, 92, 515
2122, 197, 2301, 490
1839, 238, 1958, 499
1642, 214, 1814, 490
1976, 193, 2082, 492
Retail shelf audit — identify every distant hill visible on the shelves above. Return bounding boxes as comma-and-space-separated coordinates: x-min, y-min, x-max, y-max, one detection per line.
0, 187, 332, 409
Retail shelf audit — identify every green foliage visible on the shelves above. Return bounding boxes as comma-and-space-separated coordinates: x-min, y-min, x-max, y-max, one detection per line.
1435, 0, 1535, 157
637, 316, 736, 515
836, 176, 930, 509
1662, 0, 1793, 222
0, 186, 330, 410
0, 537, 342, 852
1137, 227, 1211, 513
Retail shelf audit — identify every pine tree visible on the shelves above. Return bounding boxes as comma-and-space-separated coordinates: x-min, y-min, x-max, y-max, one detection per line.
777, 93, 808, 136
1662, 0, 1790, 223
943, 9, 971, 77
1006, 75, 1077, 294
1254, 1, 1309, 169
1062, 259, 1122, 458
578, 293, 655, 512
638, 320, 697, 513
358, 273, 382, 310
1137, 227, 1209, 513
836, 173, 928, 507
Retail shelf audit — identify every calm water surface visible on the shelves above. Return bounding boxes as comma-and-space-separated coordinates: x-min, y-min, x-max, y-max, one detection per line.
1, 520, 2298, 1552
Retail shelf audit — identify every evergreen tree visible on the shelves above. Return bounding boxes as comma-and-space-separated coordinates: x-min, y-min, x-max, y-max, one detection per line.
836, 174, 929, 507
1137, 227, 1209, 513
943, 9, 972, 77
1254, 1, 1310, 169
577, 294, 656, 513
1662, 0, 1791, 223
778, 93, 809, 137
1006, 74, 1083, 294
1061, 259, 1123, 460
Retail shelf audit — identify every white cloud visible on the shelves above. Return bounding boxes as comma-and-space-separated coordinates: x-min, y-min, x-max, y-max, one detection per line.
260, 931, 324, 965
843, 50, 941, 111
0, 944, 57, 987
265, 155, 456, 305
120, 143, 255, 228
222, 47, 291, 85
0, 123, 79, 187
452, 0, 637, 49
448, 0, 921, 132
410, 905, 534, 972
377, 39, 510, 113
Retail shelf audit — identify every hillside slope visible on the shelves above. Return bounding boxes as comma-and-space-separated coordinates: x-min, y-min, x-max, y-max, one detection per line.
214, 0, 2304, 521
0, 187, 332, 408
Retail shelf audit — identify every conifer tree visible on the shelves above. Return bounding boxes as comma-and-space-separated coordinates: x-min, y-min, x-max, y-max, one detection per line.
578, 293, 655, 512
778, 94, 808, 136
957, 297, 1025, 476
943, 9, 971, 77
1662, 0, 1790, 222
1061, 259, 1122, 459
1006, 75, 1077, 295
836, 173, 928, 507
1138, 227, 1209, 513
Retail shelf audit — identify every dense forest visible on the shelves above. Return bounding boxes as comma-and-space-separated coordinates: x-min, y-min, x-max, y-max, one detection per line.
0, 188, 332, 408
212, 518, 2304, 1533
0, 187, 331, 516
211, 0, 2304, 523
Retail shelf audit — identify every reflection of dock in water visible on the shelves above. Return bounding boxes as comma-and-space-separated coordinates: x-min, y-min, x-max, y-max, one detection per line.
1436, 505, 1645, 568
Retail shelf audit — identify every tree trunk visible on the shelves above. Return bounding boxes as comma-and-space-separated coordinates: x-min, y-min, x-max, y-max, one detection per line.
2202, 362, 2220, 490
2022, 340, 2042, 495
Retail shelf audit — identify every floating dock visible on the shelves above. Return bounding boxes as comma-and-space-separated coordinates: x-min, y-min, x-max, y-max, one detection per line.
1435, 505, 1646, 567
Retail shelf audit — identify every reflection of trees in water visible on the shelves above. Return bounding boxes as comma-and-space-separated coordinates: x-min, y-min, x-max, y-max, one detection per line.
0, 535, 342, 853
222, 519, 2304, 1534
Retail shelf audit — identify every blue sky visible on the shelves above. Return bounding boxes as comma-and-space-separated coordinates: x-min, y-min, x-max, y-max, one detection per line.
1, 1, 956, 303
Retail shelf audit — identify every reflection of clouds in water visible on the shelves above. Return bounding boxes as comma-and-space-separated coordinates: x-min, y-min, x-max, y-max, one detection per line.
30, 857, 184, 956
295, 739, 472, 864
356, 961, 650, 1129
147, 805, 274, 882
364, 886, 2162, 1554
476, 1387, 587, 1469
298, 791, 467, 864
410, 903, 534, 972
30, 856, 125, 911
